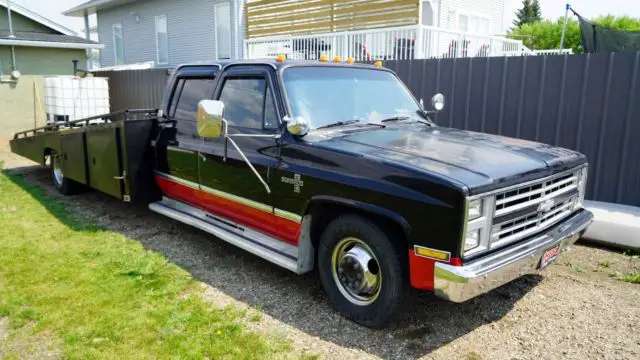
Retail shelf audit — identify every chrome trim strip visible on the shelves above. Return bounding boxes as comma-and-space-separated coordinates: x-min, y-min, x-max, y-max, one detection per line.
154, 170, 199, 190
167, 146, 196, 154
435, 209, 593, 303
274, 208, 303, 223
154, 171, 304, 223
467, 165, 587, 200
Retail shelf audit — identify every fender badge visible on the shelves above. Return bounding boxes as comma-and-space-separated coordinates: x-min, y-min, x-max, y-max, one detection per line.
281, 174, 304, 193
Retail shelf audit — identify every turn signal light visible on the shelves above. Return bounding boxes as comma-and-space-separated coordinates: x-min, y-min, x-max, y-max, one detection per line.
414, 246, 451, 262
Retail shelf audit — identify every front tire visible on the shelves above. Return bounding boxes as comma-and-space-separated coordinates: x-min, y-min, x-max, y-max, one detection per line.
318, 215, 405, 327
50, 152, 82, 195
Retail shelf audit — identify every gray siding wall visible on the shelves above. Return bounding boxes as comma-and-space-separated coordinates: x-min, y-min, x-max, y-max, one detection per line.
97, 0, 243, 67
386, 53, 640, 206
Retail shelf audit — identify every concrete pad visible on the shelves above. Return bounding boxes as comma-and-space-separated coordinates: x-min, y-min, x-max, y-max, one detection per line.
581, 200, 640, 250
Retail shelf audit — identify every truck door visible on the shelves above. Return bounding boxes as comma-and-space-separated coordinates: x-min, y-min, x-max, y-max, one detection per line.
197, 65, 285, 242
155, 68, 217, 207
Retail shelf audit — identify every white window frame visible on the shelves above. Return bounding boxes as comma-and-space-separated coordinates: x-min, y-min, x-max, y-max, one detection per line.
113, 23, 124, 65
155, 15, 169, 65
449, 10, 491, 34
214, 1, 232, 60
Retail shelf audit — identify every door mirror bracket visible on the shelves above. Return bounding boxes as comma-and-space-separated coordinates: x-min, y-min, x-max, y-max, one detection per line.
197, 99, 279, 194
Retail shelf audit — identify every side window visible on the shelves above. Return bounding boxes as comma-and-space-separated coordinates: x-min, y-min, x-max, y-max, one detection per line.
168, 79, 184, 117
173, 78, 216, 137
218, 77, 278, 130
264, 86, 278, 129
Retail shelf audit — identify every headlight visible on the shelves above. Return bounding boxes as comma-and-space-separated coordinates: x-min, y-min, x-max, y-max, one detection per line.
464, 229, 481, 251
467, 199, 483, 220
462, 196, 494, 255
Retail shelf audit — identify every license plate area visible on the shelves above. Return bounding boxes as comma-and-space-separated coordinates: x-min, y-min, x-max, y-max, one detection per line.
539, 245, 560, 270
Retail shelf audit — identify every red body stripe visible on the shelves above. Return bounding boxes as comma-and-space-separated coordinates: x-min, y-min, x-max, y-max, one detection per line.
408, 250, 463, 290
155, 175, 300, 245
156, 176, 202, 208
275, 217, 302, 245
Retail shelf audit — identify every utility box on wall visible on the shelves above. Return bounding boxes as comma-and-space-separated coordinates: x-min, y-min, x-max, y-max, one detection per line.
44, 76, 110, 124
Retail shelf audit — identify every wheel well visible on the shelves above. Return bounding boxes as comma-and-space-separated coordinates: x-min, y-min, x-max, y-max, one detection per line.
306, 201, 408, 254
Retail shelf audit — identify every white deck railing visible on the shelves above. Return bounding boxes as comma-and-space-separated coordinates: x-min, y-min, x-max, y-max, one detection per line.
244, 25, 527, 61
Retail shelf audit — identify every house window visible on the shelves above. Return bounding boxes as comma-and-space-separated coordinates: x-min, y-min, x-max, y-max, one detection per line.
113, 23, 124, 65
215, 2, 232, 59
456, 13, 491, 34
155, 15, 169, 65
421, 1, 435, 26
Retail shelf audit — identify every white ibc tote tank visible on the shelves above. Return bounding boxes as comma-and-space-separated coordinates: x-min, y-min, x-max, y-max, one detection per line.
44, 76, 110, 124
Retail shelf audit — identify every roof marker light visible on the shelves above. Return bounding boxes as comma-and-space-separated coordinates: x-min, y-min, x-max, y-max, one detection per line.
319, 55, 329, 62
346, 57, 355, 64
373, 60, 383, 67
333, 56, 342, 62
276, 54, 286, 62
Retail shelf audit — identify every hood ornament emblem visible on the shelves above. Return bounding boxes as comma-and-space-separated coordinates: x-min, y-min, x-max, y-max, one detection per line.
538, 199, 555, 213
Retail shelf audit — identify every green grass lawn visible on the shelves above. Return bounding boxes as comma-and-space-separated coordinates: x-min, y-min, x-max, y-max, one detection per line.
0, 165, 289, 359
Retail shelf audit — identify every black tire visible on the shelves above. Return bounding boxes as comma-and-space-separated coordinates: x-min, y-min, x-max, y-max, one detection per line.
318, 214, 406, 327
50, 152, 82, 195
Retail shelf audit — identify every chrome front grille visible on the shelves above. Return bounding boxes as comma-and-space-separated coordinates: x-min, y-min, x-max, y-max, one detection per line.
492, 196, 576, 245
494, 172, 577, 217
490, 170, 580, 247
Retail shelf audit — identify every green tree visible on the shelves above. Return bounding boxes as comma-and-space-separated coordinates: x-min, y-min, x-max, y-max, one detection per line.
509, 15, 640, 54
513, 0, 543, 28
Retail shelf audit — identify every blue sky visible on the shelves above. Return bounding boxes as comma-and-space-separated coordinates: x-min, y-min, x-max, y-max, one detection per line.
8, 0, 640, 36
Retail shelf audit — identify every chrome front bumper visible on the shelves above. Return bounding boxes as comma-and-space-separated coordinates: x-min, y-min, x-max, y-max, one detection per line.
434, 209, 594, 303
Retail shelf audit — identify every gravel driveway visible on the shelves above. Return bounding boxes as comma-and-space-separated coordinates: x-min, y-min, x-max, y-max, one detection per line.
2, 139, 639, 360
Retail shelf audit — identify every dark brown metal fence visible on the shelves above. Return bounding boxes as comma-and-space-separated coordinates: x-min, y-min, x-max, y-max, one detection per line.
94, 53, 640, 206
386, 52, 640, 206
93, 68, 170, 112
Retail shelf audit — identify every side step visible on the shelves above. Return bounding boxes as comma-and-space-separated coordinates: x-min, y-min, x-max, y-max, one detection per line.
149, 198, 311, 274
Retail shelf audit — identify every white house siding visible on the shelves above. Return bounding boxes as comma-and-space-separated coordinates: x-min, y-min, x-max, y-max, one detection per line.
97, 0, 243, 67
438, 0, 505, 35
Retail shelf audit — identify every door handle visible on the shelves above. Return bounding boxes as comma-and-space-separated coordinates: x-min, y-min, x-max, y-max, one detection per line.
114, 171, 127, 181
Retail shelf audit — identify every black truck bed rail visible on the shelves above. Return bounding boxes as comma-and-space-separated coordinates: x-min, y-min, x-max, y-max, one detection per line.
13, 109, 159, 140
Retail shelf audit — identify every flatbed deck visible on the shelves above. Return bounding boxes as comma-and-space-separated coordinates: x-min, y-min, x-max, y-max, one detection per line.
10, 109, 160, 203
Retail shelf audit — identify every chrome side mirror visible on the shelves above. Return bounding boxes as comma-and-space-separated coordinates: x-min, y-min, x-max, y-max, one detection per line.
431, 93, 445, 112
197, 100, 225, 139
283, 116, 309, 136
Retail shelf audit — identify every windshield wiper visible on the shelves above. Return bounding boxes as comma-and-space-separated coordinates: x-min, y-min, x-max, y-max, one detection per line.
316, 120, 361, 129
380, 116, 410, 123
382, 113, 434, 126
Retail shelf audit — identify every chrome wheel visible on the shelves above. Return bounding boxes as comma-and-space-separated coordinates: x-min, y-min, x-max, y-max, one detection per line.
52, 155, 64, 187
331, 237, 382, 306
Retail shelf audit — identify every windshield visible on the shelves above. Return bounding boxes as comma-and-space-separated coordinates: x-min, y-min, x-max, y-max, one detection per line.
282, 67, 421, 129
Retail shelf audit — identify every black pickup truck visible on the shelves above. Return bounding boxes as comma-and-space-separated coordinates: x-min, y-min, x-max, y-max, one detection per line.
10, 60, 593, 327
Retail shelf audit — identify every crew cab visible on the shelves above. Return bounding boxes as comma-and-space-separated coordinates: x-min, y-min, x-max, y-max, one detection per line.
10, 59, 593, 327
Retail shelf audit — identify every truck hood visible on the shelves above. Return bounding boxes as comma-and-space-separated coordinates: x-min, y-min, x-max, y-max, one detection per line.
312, 126, 586, 193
